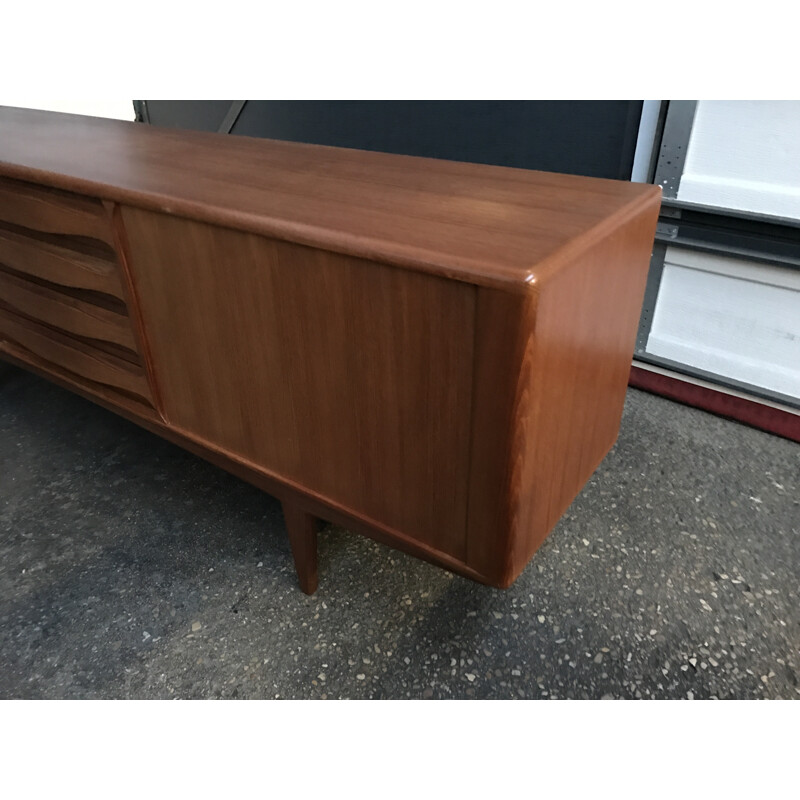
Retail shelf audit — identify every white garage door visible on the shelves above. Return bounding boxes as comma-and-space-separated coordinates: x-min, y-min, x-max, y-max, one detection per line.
641, 101, 800, 406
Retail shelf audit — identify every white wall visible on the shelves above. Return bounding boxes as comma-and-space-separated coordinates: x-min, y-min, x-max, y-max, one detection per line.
678, 101, 800, 220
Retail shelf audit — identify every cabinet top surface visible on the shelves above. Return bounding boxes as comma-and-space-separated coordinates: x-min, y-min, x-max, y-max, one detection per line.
0, 106, 660, 290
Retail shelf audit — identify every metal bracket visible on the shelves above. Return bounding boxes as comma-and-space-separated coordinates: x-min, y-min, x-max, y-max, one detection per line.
635, 241, 668, 355
652, 101, 697, 198
656, 222, 679, 240
660, 206, 682, 220
652, 200, 800, 271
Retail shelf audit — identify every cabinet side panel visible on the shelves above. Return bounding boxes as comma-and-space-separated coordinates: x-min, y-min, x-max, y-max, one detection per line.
464, 288, 535, 584
120, 207, 476, 559
506, 197, 661, 583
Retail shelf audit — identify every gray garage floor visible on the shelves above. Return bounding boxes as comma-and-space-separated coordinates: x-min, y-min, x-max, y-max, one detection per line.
0, 364, 797, 699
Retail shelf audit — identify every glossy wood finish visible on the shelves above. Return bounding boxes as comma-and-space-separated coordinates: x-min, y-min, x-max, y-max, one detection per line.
0, 176, 115, 247
0, 106, 655, 292
282, 501, 319, 595
0, 172, 154, 410
0, 107, 662, 592
120, 208, 476, 557
504, 207, 660, 583
0, 267, 137, 350
0, 308, 152, 402
0, 223, 125, 300
464, 287, 535, 583
0, 344, 494, 589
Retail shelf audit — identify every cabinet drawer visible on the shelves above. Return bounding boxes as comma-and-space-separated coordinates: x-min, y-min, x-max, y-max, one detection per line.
0, 268, 137, 351
0, 307, 152, 402
0, 224, 126, 301
0, 176, 114, 246
0, 177, 154, 409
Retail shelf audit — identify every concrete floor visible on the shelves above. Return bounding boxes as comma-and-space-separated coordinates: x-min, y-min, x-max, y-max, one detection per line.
0, 363, 798, 699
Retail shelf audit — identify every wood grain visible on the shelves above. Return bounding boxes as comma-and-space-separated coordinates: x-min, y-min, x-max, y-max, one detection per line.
121, 207, 476, 557
0, 224, 125, 301
282, 501, 319, 595
0, 107, 664, 591
0, 346, 159, 420
103, 200, 166, 421
0, 106, 659, 292
0, 267, 137, 351
464, 287, 536, 584
0, 175, 114, 246
0, 345, 494, 587
0, 308, 152, 403
465, 192, 662, 585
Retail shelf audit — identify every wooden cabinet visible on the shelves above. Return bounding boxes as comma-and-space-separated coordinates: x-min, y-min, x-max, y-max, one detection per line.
0, 106, 661, 593
0, 176, 154, 411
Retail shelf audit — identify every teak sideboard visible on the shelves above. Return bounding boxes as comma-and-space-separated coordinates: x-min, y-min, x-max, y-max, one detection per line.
0, 106, 661, 593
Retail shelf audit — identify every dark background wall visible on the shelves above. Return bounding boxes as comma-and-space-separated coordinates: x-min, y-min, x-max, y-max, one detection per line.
136, 101, 643, 181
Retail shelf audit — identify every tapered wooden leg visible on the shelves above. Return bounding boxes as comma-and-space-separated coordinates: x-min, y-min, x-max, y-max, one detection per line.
281, 499, 319, 594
